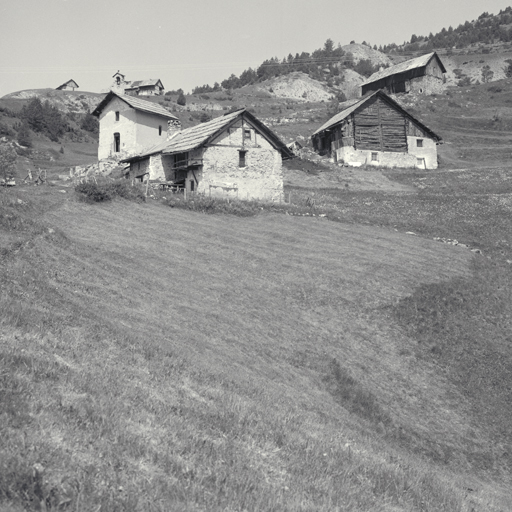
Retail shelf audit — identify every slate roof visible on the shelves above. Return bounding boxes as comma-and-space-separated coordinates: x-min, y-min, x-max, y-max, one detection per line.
125, 79, 164, 89
312, 90, 441, 141
313, 95, 374, 136
123, 108, 293, 162
361, 52, 446, 86
91, 91, 178, 120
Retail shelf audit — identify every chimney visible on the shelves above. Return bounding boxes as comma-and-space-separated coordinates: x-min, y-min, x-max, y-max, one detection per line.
167, 119, 181, 140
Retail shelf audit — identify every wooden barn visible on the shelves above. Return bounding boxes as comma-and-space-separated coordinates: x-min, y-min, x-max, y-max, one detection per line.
361, 52, 446, 96
312, 90, 441, 169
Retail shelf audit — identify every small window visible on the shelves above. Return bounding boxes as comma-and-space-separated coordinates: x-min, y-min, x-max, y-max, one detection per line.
159, 125, 162, 136
116, 76, 121, 85
371, 152, 378, 162
239, 150, 247, 167
416, 139, 423, 148
190, 180, 195, 192
114, 133, 120, 153
115, 111, 120, 122
244, 129, 251, 140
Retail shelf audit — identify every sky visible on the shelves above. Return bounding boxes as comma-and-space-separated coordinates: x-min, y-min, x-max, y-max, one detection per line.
0, 0, 510, 97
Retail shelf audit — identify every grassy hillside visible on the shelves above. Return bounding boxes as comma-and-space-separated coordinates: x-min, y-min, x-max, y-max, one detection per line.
1, 170, 512, 510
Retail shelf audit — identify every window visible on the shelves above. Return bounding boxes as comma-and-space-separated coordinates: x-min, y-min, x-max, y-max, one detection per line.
416, 139, 423, 148
159, 125, 162, 136
417, 158, 424, 166
115, 111, 120, 122
116, 76, 121, 85
371, 152, 378, 162
114, 133, 120, 153
244, 129, 251, 140
190, 180, 195, 192
239, 150, 247, 167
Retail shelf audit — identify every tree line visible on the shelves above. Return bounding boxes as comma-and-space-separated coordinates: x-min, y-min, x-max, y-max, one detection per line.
192, 39, 384, 94
393, 7, 512, 53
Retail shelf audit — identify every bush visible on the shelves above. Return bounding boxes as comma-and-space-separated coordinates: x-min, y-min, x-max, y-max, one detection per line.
16, 121, 32, 147
20, 97, 68, 142
0, 143, 17, 182
75, 180, 146, 203
177, 93, 186, 106
80, 114, 99, 134
0, 121, 15, 138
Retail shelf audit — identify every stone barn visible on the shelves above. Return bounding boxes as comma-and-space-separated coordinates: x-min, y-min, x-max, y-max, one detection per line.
56, 79, 79, 91
312, 90, 441, 169
361, 52, 446, 96
92, 91, 180, 161
122, 108, 293, 202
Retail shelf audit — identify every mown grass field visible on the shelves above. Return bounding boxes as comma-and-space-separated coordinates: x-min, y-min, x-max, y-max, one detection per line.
1, 169, 512, 511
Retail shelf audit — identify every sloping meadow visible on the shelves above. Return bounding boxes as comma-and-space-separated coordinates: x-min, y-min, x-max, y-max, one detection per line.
0, 181, 510, 511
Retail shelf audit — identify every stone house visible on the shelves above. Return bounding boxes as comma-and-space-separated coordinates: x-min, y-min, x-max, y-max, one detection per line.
111, 71, 164, 96
361, 52, 446, 96
312, 90, 441, 169
122, 108, 293, 202
91, 91, 180, 161
56, 79, 79, 91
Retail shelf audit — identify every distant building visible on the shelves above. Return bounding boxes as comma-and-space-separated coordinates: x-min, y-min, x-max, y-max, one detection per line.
122, 108, 293, 202
312, 90, 441, 170
91, 91, 180, 161
56, 79, 79, 91
361, 52, 446, 96
110, 71, 164, 96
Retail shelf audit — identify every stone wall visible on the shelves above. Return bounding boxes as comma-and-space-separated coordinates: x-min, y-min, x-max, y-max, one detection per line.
195, 121, 284, 201
198, 146, 283, 201
406, 136, 438, 169
336, 135, 438, 169
409, 75, 445, 95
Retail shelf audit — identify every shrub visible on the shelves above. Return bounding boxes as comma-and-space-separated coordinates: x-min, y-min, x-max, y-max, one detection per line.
0, 143, 17, 182
0, 121, 15, 138
16, 121, 32, 147
75, 180, 146, 203
177, 93, 186, 106
80, 113, 99, 134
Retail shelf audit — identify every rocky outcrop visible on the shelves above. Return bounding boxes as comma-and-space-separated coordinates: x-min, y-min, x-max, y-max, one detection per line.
256, 72, 336, 102
71, 158, 127, 181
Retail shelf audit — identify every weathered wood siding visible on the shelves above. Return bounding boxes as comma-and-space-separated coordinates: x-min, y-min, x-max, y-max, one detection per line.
353, 96, 407, 152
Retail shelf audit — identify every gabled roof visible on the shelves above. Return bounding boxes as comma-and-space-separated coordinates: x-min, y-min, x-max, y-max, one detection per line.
361, 52, 446, 86
125, 79, 164, 90
312, 90, 441, 141
91, 91, 178, 120
56, 79, 79, 90
113, 71, 125, 78
123, 109, 294, 162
